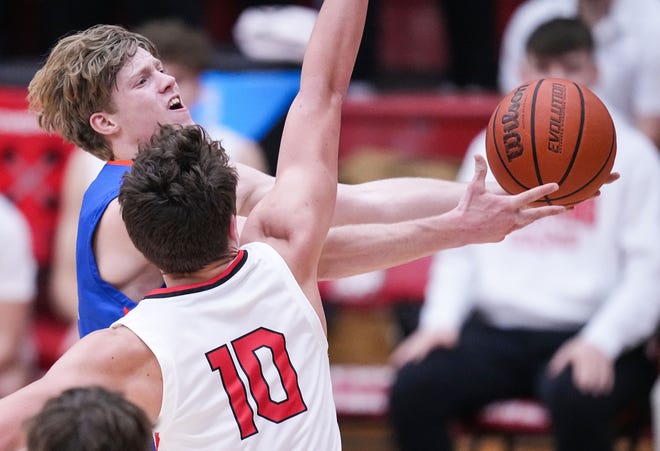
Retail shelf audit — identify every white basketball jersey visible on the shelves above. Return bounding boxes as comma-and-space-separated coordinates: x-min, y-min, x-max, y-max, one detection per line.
113, 242, 340, 451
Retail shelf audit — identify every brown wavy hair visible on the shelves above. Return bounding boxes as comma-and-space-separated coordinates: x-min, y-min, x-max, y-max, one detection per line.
119, 124, 238, 275
27, 25, 157, 160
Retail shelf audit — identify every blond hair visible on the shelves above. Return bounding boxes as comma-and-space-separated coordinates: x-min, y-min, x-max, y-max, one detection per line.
27, 25, 157, 160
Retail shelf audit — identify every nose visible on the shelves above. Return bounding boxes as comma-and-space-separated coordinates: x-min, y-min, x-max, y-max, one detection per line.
158, 71, 177, 92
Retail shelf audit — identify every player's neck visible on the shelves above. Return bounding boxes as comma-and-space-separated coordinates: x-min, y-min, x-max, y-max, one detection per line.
111, 140, 139, 161
161, 252, 240, 288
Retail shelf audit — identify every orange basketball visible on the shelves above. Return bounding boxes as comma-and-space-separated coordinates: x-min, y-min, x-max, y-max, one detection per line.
485, 78, 616, 206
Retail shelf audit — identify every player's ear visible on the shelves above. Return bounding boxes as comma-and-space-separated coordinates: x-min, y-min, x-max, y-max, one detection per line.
90, 112, 118, 136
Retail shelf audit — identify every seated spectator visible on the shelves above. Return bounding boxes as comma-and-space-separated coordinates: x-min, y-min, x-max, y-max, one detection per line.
0, 194, 37, 397
389, 17, 660, 451
499, 0, 660, 149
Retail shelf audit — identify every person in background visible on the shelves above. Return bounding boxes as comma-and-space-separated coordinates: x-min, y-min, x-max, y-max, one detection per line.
498, 0, 660, 150
135, 18, 269, 173
0, 194, 37, 397
24, 386, 152, 451
389, 17, 660, 451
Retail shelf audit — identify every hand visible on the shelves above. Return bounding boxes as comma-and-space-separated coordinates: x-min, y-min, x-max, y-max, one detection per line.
453, 155, 566, 244
602, 171, 620, 185
570, 172, 621, 206
591, 171, 621, 199
389, 328, 458, 369
548, 337, 614, 395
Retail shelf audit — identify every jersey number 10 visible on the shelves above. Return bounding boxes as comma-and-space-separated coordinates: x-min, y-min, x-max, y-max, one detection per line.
205, 327, 308, 439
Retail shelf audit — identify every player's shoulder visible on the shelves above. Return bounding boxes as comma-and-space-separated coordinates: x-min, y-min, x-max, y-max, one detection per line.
78, 326, 153, 368
55, 326, 140, 372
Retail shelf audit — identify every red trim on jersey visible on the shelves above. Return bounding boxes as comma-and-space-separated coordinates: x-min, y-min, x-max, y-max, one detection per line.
123, 306, 130, 316
147, 249, 246, 296
107, 160, 133, 166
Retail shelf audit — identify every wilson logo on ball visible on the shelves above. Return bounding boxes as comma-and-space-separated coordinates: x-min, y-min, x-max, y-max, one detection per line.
500, 82, 528, 163
487, 78, 616, 206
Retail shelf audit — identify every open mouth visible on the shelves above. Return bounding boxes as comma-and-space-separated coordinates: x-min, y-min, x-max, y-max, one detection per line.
168, 97, 184, 110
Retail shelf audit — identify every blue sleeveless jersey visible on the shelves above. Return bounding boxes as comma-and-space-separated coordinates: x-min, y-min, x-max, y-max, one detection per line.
76, 161, 138, 337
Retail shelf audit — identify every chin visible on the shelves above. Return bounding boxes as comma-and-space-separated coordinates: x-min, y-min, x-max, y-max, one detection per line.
163, 109, 193, 126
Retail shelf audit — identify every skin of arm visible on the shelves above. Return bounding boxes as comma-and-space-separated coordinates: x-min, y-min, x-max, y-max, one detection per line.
95, 200, 164, 301
240, 0, 367, 328
236, 163, 474, 227
0, 302, 32, 397
237, 139, 269, 174
0, 327, 161, 450
49, 149, 101, 323
318, 156, 565, 279
96, 160, 564, 300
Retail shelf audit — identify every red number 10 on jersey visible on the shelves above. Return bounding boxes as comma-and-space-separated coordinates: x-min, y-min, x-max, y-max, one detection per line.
205, 327, 308, 439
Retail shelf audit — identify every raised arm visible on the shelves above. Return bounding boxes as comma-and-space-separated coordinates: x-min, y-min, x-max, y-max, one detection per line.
240, 0, 368, 291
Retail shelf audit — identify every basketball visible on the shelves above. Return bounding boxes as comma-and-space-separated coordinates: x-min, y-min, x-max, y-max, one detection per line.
485, 78, 616, 206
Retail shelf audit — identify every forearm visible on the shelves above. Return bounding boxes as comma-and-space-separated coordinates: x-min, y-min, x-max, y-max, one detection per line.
318, 210, 469, 280
300, 0, 367, 96
49, 223, 79, 323
320, 155, 565, 281
0, 304, 30, 370
334, 177, 467, 226
0, 380, 51, 450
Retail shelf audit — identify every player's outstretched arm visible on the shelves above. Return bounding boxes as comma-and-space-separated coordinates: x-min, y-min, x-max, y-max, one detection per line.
241, 0, 368, 286
318, 155, 565, 279
0, 328, 160, 450
235, 162, 470, 227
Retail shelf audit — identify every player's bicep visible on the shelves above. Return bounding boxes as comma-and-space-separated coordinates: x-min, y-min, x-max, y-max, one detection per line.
45, 328, 161, 420
241, 170, 333, 277
277, 92, 342, 174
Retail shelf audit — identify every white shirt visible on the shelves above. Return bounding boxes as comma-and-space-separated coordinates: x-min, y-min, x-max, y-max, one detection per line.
499, 0, 660, 121
421, 111, 660, 358
0, 195, 36, 302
